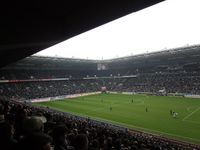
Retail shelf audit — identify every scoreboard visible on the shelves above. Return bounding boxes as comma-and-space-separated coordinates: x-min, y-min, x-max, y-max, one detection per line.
97, 63, 108, 70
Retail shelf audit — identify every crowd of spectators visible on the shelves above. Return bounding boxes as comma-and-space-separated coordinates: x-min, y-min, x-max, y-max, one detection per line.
1, 72, 200, 101
0, 80, 102, 100
0, 99, 199, 150
0, 69, 127, 80
106, 73, 200, 95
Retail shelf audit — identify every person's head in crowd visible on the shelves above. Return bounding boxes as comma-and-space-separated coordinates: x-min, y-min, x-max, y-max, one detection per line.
67, 133, 76, 148
0, 121, 15, 140
75, 134, 88, 150
23, 116, 44, 135
90, 139, 99, 150
16, 106, 28, 121
0, 103, 5, 122
114, 138, 122, 150
73, 128, 78, 135
104, 137, 113, 150
52, 124, 68, 144
0, 121, 17, 150
53, 124, 75, 150
21, 132, 52, 150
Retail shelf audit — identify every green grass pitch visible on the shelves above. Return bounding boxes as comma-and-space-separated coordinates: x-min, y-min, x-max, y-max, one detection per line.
34, 93, 200, 144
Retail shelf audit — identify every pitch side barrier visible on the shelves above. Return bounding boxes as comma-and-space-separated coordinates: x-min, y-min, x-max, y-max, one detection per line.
29, 92, 101, 103
168, 93, 200, 99
108, 91, 152, 95
108, 91, 200, 98
184, 94, 200, 98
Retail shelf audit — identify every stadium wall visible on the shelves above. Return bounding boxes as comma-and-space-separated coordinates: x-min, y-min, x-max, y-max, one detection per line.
30, 92, 101, 103
108, 91, 200, 99
184, 94, 200, 98
28, 91, 200, 103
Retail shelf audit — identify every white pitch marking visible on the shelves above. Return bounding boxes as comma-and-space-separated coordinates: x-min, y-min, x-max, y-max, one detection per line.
182, 106, 200, 121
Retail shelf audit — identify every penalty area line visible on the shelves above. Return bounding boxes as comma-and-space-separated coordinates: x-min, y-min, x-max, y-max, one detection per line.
182, 106, 200, 121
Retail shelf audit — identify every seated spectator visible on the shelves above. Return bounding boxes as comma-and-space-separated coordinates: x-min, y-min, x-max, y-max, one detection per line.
0, 103, 5, 122
20, 132, 52, 150
90, 139, 99, 150
0, 121, 18, 150
52, 124, 74, 150
22, 116, 44, 136
74, 134, 88, 150
103, 137, 113, 150
67, 133, 76, 148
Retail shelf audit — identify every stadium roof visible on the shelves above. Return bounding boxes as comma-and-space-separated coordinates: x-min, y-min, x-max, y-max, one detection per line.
3, 44, 200, 71
103, 44, 200, 62
0, 0, 164, 68
35, 0, 200, 60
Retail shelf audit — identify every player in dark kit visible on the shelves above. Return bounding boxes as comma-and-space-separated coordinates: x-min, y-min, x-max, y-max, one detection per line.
110, 106, 112, 111
170, 109, 172, 115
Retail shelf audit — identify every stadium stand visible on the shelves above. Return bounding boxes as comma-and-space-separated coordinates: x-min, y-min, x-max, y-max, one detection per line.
1, 45, 200, 100
0, 45, 200, 149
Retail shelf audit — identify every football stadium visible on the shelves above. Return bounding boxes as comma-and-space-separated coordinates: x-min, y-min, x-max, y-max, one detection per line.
1, 45, 200, 150
1, 0, 200, 150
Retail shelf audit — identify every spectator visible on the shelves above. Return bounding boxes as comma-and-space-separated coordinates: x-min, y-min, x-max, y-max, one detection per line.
74, 134, 88, 150
20, 132, 52, 150
0, 121, 18, 150
22, 116, 44, 136
0, 103, 5, 122
52, 124, 74, 150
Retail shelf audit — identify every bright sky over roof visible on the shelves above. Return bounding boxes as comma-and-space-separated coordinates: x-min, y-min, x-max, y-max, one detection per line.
35, 0, 200, 60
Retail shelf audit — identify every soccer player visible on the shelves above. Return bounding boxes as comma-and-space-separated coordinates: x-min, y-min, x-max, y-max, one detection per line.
170, 109, 172, 115
110, 106, 112, 112
173, 112, 178, 118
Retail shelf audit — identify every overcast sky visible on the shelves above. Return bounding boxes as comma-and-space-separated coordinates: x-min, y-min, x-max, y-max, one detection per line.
35, 0, 200, 60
